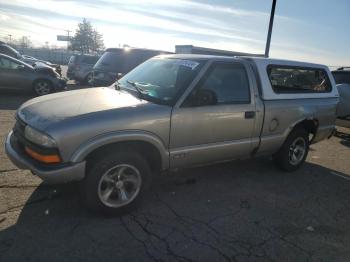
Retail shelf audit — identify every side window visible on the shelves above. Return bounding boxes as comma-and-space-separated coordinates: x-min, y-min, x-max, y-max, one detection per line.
82, 56, 98, 64
0, 57, 21, 70
332, 72, 350, 85
184, 62, 250, 107
267, 65, 332, 93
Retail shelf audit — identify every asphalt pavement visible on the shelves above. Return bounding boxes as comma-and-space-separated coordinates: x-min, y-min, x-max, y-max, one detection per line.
1, 87, 350, 261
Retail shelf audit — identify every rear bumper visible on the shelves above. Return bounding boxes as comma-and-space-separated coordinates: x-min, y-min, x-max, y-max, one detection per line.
92, 78, 113, 87
336, 118, 350, 128
313, 125, 336, 143
5, 131, 85, 184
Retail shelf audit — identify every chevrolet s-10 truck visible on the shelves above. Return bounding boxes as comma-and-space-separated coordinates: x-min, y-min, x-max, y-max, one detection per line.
5, 55, 339, 214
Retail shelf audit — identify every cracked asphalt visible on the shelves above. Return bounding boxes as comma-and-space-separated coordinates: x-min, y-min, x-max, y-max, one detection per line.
1, 90, 350, 262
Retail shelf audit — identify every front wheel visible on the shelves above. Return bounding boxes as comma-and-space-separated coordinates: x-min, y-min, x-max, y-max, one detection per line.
274, 128, 309, 171
33, 79, 53, 96
81, 151, 152, 215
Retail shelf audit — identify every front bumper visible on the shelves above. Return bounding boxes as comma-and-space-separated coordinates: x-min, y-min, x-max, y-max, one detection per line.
54, 78, 67, 91
5, 131, 85, 184
92, 78, 113, 87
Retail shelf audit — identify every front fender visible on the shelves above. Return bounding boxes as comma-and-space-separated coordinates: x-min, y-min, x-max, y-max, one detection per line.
70, 130, 169, 170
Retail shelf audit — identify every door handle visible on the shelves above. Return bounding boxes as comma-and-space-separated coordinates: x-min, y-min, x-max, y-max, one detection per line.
245, 111, 255, 119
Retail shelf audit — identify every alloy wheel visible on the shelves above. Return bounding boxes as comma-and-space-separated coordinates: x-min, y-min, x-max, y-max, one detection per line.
97, 164, 142, 208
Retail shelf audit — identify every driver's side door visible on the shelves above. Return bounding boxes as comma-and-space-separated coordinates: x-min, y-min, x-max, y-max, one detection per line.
169, 61, 257, 168
0, 57, 31, 90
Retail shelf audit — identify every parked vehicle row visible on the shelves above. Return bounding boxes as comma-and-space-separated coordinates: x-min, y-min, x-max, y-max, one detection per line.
332, 67, 350, 128
67, 54, 100, 84
91, 48, 172, 86
0, 54, 66, 96
5, 54, 339, 214
0, 41, 62, 75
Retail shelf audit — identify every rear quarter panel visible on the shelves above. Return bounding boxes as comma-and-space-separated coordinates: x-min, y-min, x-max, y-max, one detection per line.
257, 98, 338, 155
249, 58, 339, 156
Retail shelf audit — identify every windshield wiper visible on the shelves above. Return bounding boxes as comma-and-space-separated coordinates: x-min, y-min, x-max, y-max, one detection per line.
127, 80, 144, 99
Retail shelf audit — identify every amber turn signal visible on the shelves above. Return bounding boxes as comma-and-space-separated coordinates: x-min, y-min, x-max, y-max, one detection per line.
25, 147, 61, 164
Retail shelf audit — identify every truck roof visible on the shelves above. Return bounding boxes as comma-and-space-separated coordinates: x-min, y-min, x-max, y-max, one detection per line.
157, 54, 328, 69
157, 54, 337, 100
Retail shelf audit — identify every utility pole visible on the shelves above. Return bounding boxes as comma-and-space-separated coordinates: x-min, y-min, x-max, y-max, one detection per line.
265, 0, 277, 58
65, 29, 71, 52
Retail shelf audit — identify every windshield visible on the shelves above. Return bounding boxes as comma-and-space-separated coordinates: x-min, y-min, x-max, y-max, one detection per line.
117, 57, 204, 105
94, 51, 124, 71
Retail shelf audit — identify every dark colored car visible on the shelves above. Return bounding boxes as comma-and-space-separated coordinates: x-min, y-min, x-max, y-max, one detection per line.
0, 41, 62, 76
332, 67, 350, 127
67, 54, 100, 84
92, 48, 172, 86
332, 67, 350, 85
0, 54, 66, 96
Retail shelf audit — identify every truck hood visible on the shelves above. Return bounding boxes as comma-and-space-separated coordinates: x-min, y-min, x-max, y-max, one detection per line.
18, 87, 146, 130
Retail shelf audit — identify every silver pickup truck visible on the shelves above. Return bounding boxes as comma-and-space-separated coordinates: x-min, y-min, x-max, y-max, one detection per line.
5, 55, 339, 214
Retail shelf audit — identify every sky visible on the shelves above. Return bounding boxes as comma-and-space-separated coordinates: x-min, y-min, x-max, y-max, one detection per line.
0, 0, 349, 67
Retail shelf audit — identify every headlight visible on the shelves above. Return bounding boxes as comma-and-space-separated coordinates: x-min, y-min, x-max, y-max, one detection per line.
24, 126, 56, 148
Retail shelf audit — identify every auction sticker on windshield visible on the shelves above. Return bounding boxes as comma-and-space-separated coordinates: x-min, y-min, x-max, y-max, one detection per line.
171, 59, 200, 70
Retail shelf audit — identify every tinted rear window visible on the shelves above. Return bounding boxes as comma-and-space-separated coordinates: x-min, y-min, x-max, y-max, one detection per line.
332, 72, 350, 85
94, 50, 165, 73
81, 56, 99, 64
267, 65, 332, 93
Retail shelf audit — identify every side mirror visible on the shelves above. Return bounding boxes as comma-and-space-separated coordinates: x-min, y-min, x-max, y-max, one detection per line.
17, 65, 26, 71
116, 73, 123, 80
186, 89, 217, 107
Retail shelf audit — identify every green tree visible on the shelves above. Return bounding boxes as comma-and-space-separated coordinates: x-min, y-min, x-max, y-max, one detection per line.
70, 18, 104, 53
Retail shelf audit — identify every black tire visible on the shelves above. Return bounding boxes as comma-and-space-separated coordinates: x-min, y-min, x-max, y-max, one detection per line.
274, 128, 309, 172
33, 79, 53, 96
81, 150, 152, 215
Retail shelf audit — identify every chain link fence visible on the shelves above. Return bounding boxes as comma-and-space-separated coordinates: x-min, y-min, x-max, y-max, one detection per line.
17, 47, 76, 65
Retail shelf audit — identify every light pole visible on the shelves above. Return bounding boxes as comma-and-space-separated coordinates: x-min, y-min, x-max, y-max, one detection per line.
65, 30, 71, 52
265, 0, 277, 57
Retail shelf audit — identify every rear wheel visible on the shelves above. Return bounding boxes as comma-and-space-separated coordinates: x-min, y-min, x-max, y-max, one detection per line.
81, 151, 152, 215
33, 79, 53, 96
274, 128, 309, 171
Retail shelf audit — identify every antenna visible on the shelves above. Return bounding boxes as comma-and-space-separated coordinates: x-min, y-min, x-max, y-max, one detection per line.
265, 0, 277, 58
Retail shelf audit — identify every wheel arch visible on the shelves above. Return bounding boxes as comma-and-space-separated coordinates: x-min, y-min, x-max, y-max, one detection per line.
71, 131, 169, 172
284, 118, 319, 143
32, 77, 53, 89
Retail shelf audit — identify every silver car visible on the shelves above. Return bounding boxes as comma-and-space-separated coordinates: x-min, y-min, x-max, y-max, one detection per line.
5, 55, 339, 214
67, 54, 100, 84
0, 54, 66, 96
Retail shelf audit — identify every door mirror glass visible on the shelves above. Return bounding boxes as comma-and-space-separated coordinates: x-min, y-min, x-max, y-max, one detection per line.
186, 89, 218, 107
116, 72, 123, 80
183, 62, 250, 107
17, 64, 26, 70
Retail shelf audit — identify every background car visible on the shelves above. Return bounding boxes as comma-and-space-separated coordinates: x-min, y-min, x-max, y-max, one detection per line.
0, 53, 66, 96
332, 68, 350, 128
92, 48, 172, 86
332, 67, 350, 85
67, 54, 100, 84
0, 41, 62, 76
